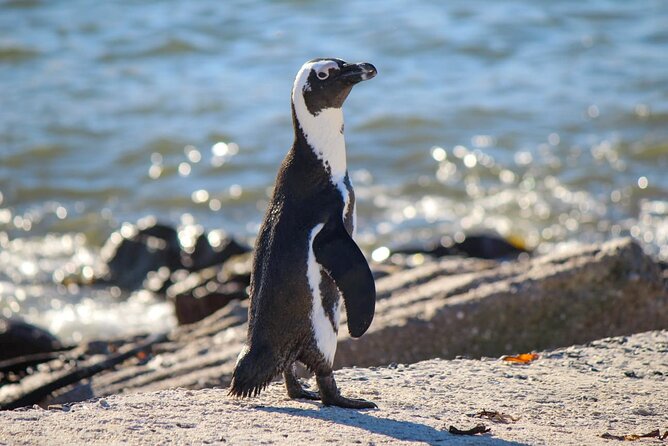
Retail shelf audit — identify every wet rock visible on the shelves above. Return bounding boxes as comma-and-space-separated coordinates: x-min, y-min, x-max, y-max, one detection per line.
98, 218, 181, 291
180, 231, 249, 272
393, 232, 530, 260
0, 319, 63, 361
96, 217, 249, 292
172, 280, 248, 325
169, 254, 251, 325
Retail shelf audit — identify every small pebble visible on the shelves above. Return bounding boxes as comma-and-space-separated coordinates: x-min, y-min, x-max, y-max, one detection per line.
631, 407, 655, 416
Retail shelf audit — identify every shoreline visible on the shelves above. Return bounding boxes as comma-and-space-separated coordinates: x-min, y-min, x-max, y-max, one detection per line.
2, 237, 666, 414
4, 226, 666, 346
1, 330, 666, 445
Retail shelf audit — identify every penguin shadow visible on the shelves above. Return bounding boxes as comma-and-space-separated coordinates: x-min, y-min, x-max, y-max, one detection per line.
257, 405, 527, 445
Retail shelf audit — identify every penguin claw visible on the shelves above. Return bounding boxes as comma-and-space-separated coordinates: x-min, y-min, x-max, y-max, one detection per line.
321, 394, 377, 409
287, 388, 321, 401
316, 374, 377, 409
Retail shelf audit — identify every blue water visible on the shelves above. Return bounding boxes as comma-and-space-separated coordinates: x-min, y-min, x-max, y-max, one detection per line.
1, 0, 667, 340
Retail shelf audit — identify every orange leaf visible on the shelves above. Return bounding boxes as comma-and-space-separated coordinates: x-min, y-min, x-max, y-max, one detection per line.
601, 429, 665, 441
501, 353, 539, 364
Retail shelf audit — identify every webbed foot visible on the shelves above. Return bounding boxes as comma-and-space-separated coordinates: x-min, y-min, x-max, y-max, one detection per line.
284, 365, 320, 400
316, 374, 377, 409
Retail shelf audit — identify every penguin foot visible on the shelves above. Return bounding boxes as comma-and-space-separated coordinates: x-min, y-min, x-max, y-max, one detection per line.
287, 386, 321, 401
284, 365, 320, 400
316, 374, 377, 409
322, 393, 377, 409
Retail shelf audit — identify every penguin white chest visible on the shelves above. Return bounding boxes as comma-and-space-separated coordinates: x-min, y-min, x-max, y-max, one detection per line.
306, 183, 355, 365
306, 223, 339, 365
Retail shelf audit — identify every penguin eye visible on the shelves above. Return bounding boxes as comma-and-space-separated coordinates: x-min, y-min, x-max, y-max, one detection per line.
316, 70, 329, 80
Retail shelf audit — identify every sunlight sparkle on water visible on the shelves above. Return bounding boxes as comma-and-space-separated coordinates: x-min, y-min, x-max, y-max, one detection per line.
514, 151, 533, 166
499, 169, 516, 184
471, 135, 493, 148
56, 206, 67, 219
191, 189, 209, 203
431, 146, 446, 162
178, 162, 191, 177
209, 198, 221, 211
185, 145, 201, 163
463, 153, 477, 168
207, 230, 225, 248
212, 141, 239, 157
149, 164, 163, 179
177, 222, 202, 252
229, 184, 243, 199
371, 246, 390, 262
0, 209, 12, 225
453, 145, 468, 158
212, 142, 229, 157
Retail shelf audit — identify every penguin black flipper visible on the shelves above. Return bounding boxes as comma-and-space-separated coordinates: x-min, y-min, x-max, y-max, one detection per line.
313, 217, 376, 338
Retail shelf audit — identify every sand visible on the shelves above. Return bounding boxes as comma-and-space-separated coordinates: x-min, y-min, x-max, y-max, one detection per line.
1, 330, 666, 445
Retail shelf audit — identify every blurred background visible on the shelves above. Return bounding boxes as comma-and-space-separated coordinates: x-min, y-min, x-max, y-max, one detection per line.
1, 0, 667, 343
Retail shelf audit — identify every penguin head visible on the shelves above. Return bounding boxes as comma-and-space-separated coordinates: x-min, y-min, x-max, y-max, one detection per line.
292, 58, 377, 116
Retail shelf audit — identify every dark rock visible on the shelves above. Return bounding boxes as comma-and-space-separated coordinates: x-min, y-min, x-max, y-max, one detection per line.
169, 254, 251, 325
97, 217, 249, 292
393, 233, 530, 260
0, 319, 63, 361
335, 238, 667, 367
180, 231, 249, 272
98, 217, 181, 291
173, 281, 248, 325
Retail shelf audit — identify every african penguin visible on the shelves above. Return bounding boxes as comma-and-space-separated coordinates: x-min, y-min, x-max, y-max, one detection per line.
229, 58, 378, 409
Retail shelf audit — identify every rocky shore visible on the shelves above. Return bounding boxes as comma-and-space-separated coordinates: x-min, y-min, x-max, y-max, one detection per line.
1, 330, 666, 445
1, 235, 667, 444
2, 237, 667, 407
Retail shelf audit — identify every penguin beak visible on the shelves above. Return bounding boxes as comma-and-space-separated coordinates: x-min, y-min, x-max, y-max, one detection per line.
340, 62, 377, 84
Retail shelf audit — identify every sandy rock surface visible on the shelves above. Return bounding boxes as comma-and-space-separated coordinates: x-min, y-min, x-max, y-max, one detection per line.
1, 330, 666, 446
337, 237, 667, 367
2, 237, 665, 411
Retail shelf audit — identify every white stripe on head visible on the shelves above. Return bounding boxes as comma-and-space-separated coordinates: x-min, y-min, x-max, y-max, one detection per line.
292, 60, 347, 183
293, 60, 339, 94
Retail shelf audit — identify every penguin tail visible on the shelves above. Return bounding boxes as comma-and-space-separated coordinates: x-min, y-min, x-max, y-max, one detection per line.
229, 344, 281, 398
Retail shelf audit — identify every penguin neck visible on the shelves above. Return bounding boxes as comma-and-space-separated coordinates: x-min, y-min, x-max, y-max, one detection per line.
292, 102, 347, 184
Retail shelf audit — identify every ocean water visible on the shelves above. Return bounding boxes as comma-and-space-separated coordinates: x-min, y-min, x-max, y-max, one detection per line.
1, 0, 667, 342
